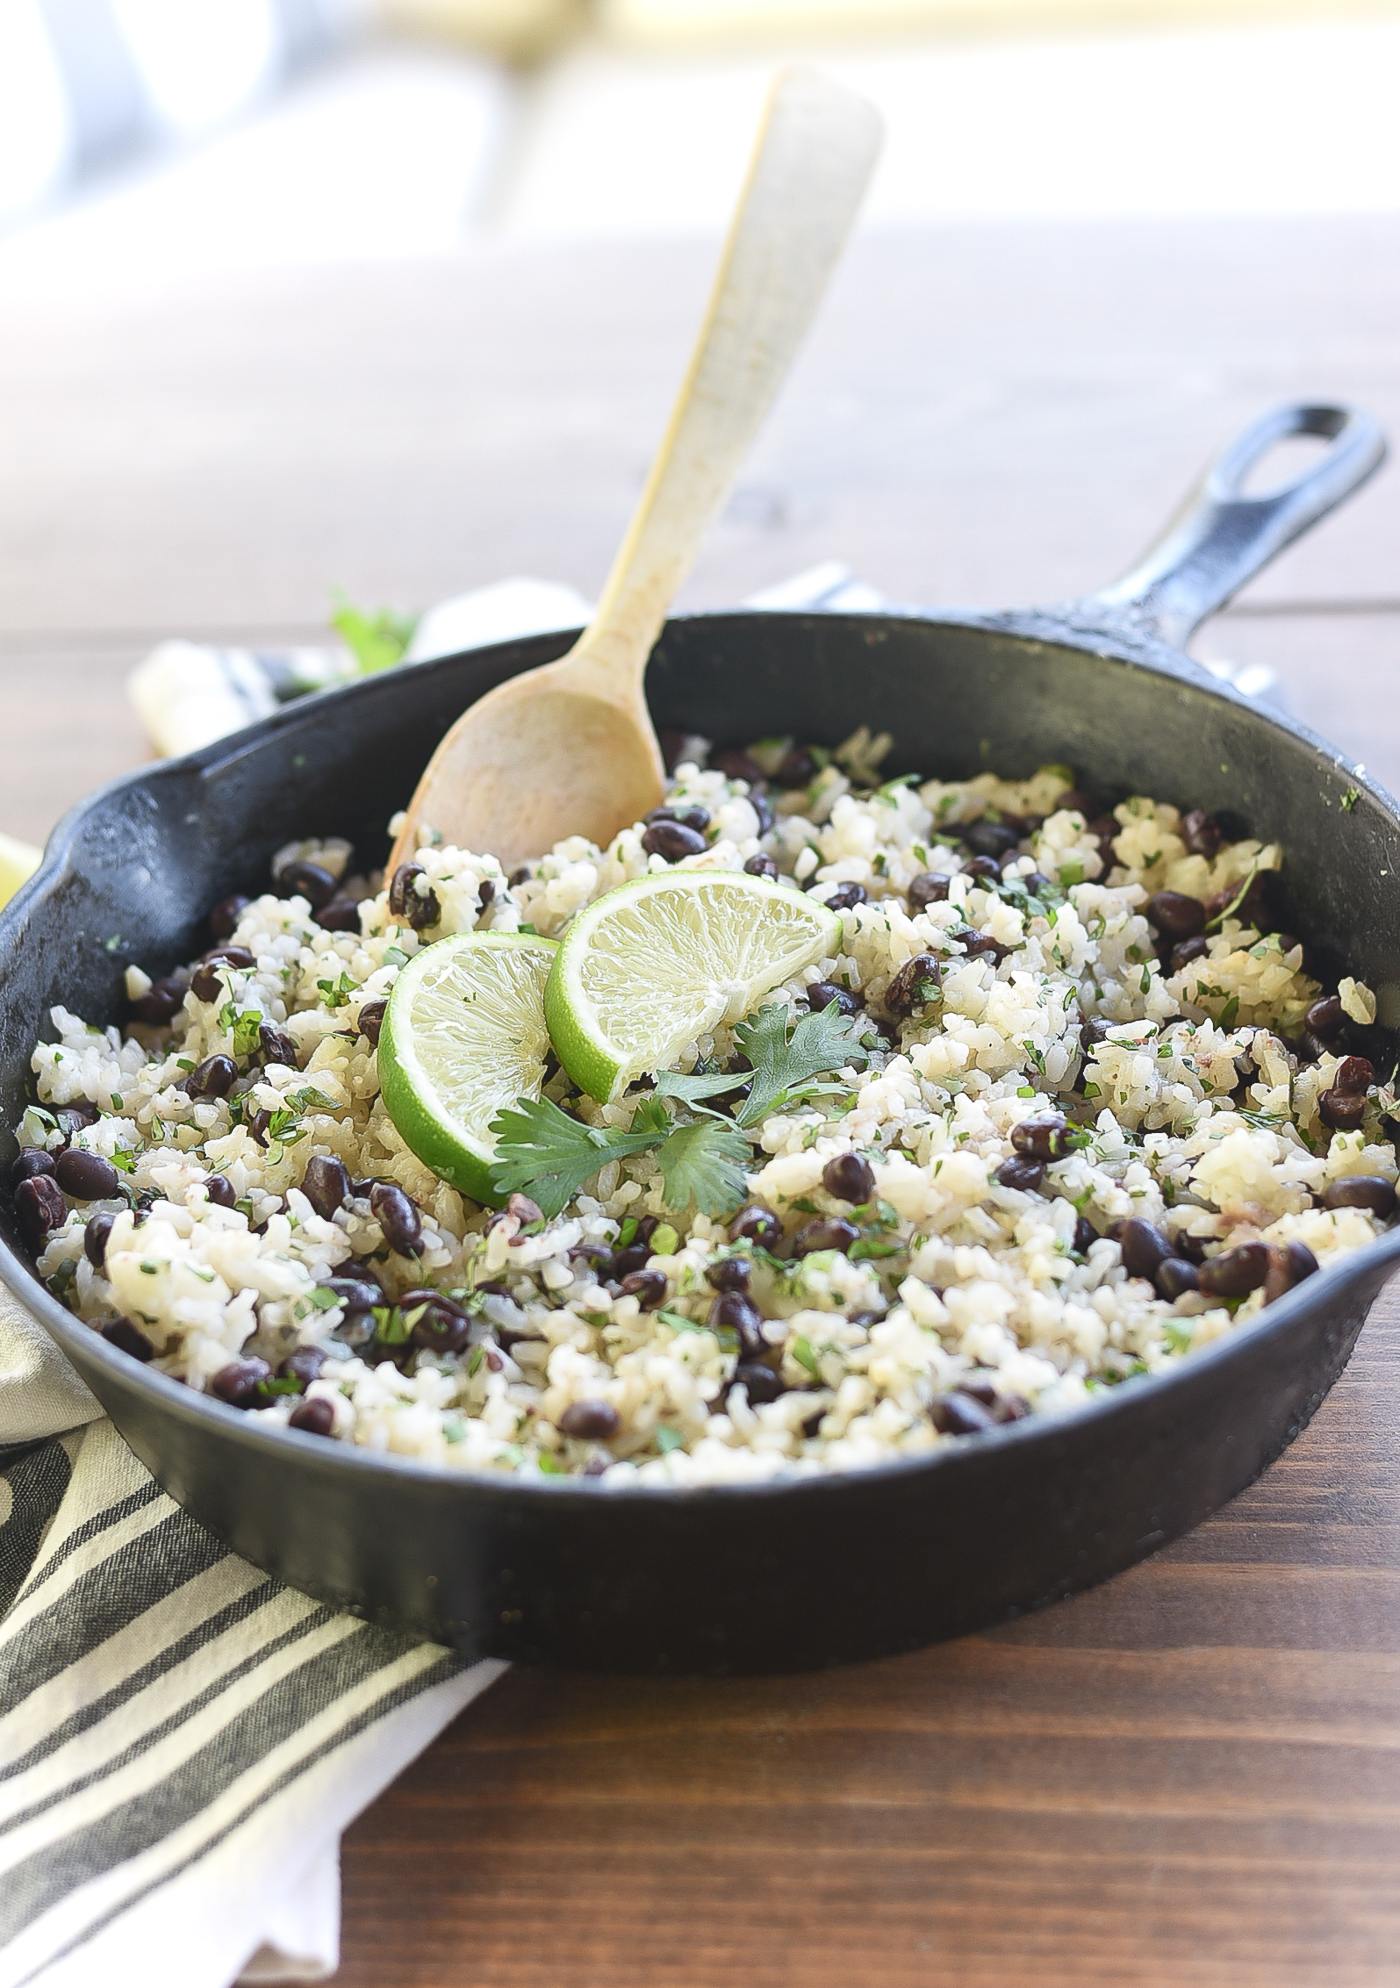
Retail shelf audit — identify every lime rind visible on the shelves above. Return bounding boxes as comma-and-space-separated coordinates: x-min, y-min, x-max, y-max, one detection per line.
380, 931, 557, 1204
545, 871, 841, 1103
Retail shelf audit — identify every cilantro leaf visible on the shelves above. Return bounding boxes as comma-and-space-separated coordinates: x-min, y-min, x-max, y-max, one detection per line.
654, 1068, 743, 1107
488, 1096, 668, 1218
330, 594, 418, 675
655, 1117, 750, 1218
734, 1001, 867, 1127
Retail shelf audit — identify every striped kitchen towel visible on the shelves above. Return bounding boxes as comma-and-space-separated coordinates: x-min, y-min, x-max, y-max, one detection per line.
0, 1287, 503, 1988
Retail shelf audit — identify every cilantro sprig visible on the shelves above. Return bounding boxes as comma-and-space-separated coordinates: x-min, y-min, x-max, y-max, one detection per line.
488, 999, 864, 1222
729, 1001, 867, 1127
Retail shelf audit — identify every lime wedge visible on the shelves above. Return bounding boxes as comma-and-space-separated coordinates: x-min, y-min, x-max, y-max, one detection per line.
545, 871, 841, 1102
380, 932, 558, 1203
0, 832, 41, 911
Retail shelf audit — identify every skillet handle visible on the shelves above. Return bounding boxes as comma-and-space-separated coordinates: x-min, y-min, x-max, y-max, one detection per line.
1081, 402, 1386, 649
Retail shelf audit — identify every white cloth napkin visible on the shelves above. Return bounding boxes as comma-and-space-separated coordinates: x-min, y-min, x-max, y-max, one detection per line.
0, 1287, 503, 1988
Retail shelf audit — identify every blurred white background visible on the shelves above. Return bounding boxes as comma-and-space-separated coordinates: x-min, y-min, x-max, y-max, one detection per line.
4, 0, 1400, 289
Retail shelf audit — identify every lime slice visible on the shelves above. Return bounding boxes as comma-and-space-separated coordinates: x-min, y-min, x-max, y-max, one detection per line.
0, 832, 41, 911
545, 871, 841, 1102
380, 932, 558, 1203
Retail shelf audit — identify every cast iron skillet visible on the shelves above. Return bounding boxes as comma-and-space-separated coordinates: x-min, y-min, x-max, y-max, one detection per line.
2, 402, 1397, 1674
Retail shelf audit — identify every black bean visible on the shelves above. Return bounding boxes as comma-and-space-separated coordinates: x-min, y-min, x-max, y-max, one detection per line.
884, 953, 942, 1020
289, 1396, 336, 1436
822, 1152, 875, 1204
330, 1311, 377, 1354
478, 880, 496, 908
1323, 1175, 1397, 1218
1263, 1239, 1320, 1304
1054, 789, 1094, 819
713, 747, 767, 785
823, 882, 867, 911
357, 998, 387, 1045
54, 1148, 119, 1201
1080, 1017, 1111, 1053
404, 1295, 471, 1355
203, 942, 256, 969
508, 1192, 544, 1226
211, 1356, 273, 1407
731, 1362, 784, 1405
1305, 995, 1346, 1040
808, 981, 863, 1017
963, 819, 1019, 858
646, 803, 710, 834
1145, 890, 1206, 941
995, 1156, 1045, 1194
621, 1268, 668, 1309
959, 931, 1015, 964
183, 1054, 237, 1100
1169, 936, 1209, 976
277, 860, 338, 909
907, 872, 951, 910
1118, 1218, 1174, 1281
1011, 1114, 1070, 1163
509, 865, 533, 888
54, 1104, 98, 1144
642, 819, 707, 862
298, 1155, 348, 1219
197, 1175, 234, 1210
750, 792, 775, 836
1198, 1241, 1272, 1298
730, 1204, 782, 1249
84, 1210, 117, 1268
1072, 1215, 1097, 1256
315, 899, 362, 932
792, 1216, 860, 1257
706, 1256, 752, 1292
209, 893, 251, 940
961, 855, 1000, 881
279, 1346, 326, 1386
370, 1182, 422, 1255
1206, 869, 1282, 934
248, 1110, 273, 1148
1180, 808, 1223, 858
775, 747, 817, 787
1318, 1088, 1366, 1132
931, 1390, 997, 1435
744, 854, 780, 881
103, 1316, 154, 1361
610, 1242, 651, 1278
1297, 1032, 1328, 1064
258, 1023, 299, 1069
320, 1276, 382, 1314
559, 1398, 620, 1440
571, 1241, 615, 1279
15, 1173, 67, 1247
190, 964, 227, 1002
710, 1290, 767, 1359
8, 1147, 55, 1193
388, 862, 440, 930
131, 975, 186, 1025
1155, 1257, 1199, 1301
959, 1378, 998, 1405
1333, 1055, 1374, 1096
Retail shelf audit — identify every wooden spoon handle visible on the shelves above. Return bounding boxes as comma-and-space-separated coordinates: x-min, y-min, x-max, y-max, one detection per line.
560, 66, 883, 702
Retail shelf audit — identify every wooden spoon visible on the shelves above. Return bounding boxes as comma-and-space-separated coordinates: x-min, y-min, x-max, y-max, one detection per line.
389, 67, 883, 875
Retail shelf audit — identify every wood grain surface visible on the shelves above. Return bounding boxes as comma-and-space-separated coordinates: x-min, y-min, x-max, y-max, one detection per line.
3, 211, 1399, 1985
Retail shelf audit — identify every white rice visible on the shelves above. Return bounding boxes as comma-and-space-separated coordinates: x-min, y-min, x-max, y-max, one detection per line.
16, 741, 1397, 1485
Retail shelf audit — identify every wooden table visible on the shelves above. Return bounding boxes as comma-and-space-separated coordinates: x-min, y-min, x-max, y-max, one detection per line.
4, 212, 1400, 1985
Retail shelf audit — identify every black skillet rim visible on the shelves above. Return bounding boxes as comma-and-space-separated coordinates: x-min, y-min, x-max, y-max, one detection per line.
2, 602, 1398, 1507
